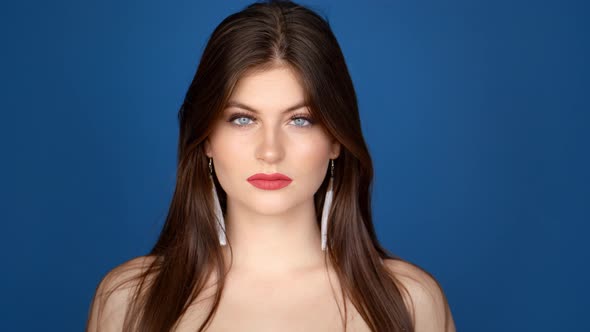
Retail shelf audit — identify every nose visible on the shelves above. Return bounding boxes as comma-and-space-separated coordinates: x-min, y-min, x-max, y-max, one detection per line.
255, 125, 285, 164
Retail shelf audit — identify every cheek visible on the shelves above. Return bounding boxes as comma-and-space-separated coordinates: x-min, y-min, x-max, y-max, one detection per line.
210, 138, 248, 171
291, 133, 333, 173
207, 129, 248, 175
209, 125, 332, 172
209, 123, 248, 154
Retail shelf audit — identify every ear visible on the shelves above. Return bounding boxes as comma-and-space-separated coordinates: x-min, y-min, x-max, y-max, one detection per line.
330, 139, 341, 159
204, 138, 212, 158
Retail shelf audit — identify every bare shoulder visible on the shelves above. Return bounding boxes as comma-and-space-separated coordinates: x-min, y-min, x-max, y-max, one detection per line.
383, 259, 457, 332
86, 255, 159, 332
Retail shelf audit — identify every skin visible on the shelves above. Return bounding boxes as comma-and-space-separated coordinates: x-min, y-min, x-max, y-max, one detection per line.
86, 63, 456, 332
204, 63, 341, 278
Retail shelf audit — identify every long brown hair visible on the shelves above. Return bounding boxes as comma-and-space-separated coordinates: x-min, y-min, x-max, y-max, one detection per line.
91, 1, 427, 331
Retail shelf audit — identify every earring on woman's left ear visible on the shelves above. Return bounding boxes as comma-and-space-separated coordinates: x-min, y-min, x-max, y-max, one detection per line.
320, 159, 334, 251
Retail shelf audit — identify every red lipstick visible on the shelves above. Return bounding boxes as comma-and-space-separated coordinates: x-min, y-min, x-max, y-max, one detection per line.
247, 173, 292, 190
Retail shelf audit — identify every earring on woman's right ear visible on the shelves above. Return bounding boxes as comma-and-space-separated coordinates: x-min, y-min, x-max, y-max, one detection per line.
320, 159, 334, 251
210, 157, 227, 246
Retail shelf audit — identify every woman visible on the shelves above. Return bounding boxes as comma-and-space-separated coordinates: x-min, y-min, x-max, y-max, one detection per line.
86, 1, 456, 331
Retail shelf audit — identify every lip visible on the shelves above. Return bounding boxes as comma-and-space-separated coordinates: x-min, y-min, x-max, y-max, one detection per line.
247, 173, 292, 190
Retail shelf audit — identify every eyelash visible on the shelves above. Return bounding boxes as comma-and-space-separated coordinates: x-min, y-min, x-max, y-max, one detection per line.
227, 112, 315, 128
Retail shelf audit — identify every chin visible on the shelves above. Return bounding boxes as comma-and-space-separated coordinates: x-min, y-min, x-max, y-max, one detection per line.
252, 200, 292, 213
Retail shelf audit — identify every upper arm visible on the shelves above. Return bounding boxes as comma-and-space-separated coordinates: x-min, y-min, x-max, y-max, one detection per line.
384, 259, 456, 332
86, 256, 156, 332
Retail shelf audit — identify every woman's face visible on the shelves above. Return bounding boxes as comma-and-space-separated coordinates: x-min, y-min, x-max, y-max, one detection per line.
205, 65, 340, 216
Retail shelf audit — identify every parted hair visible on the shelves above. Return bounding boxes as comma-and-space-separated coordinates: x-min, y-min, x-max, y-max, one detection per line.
86, 1, 447, 331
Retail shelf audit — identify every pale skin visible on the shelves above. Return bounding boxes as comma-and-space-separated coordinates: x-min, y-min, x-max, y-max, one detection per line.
205, 64, 341, 277
86, 64, 456, 332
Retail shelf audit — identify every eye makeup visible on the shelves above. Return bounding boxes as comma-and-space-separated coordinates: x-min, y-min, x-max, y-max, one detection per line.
226, 111, 315, 128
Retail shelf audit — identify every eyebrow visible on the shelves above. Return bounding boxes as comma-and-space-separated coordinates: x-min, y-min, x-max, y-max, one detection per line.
225, 100, 308, 114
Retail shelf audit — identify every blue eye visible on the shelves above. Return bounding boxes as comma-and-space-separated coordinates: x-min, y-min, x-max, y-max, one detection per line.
227, 112, 314, 128
291, 117, 311, 127
231, 116, 254, 126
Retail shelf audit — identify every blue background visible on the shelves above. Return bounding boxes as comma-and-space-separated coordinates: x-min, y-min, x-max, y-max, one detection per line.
1, 0, 587, 331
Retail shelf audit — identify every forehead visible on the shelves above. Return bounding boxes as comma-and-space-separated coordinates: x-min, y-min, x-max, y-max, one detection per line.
227, 65, 306, 113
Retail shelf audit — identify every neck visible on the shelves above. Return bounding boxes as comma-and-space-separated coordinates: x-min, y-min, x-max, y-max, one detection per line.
220, 197, 328, 277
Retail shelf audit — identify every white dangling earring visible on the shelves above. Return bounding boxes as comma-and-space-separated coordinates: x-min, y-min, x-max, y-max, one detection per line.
210, 157, 227, 246
321, 159, 334, 251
